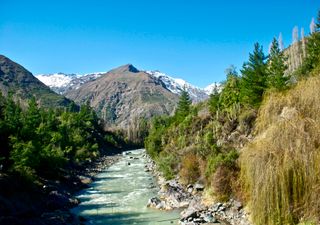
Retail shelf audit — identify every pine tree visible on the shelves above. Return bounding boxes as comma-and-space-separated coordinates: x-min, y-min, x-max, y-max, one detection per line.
301, 10, 320, 74
240, 43, 268, 107
219, 65, 241, 109
267, 38, 289, 90
208, 86, 220, 114
176, 88, 192, 121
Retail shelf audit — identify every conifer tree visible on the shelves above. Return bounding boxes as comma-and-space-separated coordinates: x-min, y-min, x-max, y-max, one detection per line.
301, 10, 320, 74
240, 43, 268, 107
219, 65, 241, 109
176, 87, 192, 120
208, 84, 220, 114
267, 38, 289, 90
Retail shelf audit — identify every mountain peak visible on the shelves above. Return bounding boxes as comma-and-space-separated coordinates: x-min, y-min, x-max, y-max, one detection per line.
112, 64, 139, 73
0, 55, 71, 108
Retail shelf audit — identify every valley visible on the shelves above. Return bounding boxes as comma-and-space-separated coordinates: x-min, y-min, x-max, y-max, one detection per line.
0, 3, 319, 225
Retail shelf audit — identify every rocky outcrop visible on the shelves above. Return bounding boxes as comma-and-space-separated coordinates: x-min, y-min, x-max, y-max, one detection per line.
180, 199, 251, 225
144, 154, 252, 225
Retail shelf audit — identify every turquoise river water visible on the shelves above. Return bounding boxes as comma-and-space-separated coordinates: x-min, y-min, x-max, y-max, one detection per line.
71, 149, 181, 225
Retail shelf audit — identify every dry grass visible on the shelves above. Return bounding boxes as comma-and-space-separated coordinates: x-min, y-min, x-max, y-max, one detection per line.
240, 75, 320, 225
210, 165, 238, 202
179, 152, 200, 185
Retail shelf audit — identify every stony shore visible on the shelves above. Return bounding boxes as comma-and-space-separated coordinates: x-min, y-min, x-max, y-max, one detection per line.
144, 153, 252, 225
0, 152, 122, 225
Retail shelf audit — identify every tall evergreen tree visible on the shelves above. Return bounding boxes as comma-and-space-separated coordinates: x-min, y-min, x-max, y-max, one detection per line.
219, 65, 241, 109
208, 84, 220, 114
267, 38, 289, 90
301, 10, 320, 74
240, 43, 268, 107
176, 87, 192, 120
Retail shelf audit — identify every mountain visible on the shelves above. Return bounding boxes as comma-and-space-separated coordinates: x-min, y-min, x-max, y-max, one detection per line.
65, 64, 179, 129
36, 72, 104, 94
204, 82, 222, 95
0, 55, 71, 107
36, 69, 213, 102
145, 71, 209, 102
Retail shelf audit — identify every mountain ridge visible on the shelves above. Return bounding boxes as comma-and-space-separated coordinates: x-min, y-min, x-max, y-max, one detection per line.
36, 65, 220, 102
0, 55, 72, 108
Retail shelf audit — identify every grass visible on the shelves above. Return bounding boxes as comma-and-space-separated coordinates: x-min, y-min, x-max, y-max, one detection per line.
240, 75, 320, 225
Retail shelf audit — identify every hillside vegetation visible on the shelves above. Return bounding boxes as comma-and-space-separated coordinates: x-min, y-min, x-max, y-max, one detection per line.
241, 74, 320, 225
0, 95, 121, 181
145, 11, 320, 225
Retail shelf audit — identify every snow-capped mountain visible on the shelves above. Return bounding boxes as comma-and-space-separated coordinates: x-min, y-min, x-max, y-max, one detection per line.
36, 72, 105, 94
204, 82, 222, 95
36, 73, 78, 89
36, 67, 220, 102
146, 70, 209, 102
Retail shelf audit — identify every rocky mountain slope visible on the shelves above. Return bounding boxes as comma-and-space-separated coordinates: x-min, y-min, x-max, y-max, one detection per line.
65, 64, 179, 129
36, 68, 219, 102
0, 55, 71, 107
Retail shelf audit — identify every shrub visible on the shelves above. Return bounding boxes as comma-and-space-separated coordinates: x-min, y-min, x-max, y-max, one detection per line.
157, 153, 177, 180
179, 153, 200, 184
206, 149, 239, 176
210, 165, 238, 201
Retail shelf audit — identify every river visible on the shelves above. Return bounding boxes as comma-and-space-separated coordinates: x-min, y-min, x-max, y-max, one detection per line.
71, 149, 181, 224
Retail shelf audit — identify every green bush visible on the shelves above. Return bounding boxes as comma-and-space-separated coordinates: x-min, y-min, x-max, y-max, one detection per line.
206, 149, 239, 177
157, 153, 177, 180
179, 153, 200, 184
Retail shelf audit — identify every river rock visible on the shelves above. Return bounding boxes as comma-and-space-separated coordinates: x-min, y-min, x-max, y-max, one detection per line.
187, 184, 194, 193
207, 199, 251, 225
78, 175, 92, 185
180, 197, 206, 220
202, 213, 217, 223
147, 197, 161, 208
194, 183, 204, 192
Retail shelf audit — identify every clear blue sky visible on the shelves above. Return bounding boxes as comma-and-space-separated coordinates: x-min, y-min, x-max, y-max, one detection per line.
0, 0, 318, 87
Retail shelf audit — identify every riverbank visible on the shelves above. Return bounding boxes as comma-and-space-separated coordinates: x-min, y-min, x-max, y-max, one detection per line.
144, 154, 252, 225
0, 150, 122, 225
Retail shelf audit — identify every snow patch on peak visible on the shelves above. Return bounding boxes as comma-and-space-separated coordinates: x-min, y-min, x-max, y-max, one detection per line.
36, 73, 79, 88
36, 72, 105, 94
204, 82, 222, 95
146, 70, 208, 102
